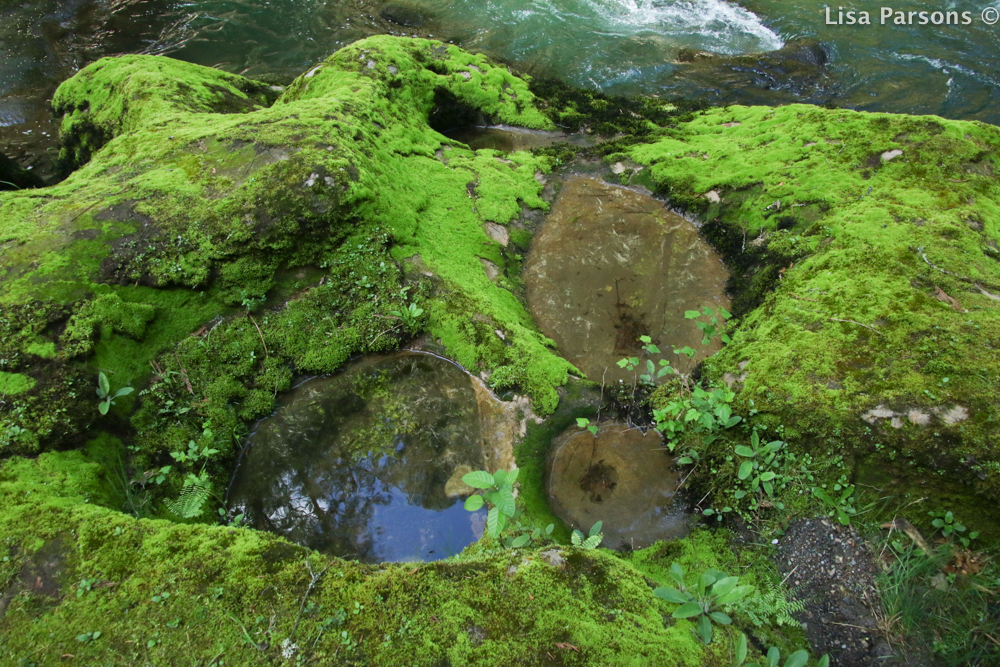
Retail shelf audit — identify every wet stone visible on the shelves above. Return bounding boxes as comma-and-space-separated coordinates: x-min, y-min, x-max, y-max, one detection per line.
524, 176, 730, 383
228, 352, 493, 563
546, 423, 689, 549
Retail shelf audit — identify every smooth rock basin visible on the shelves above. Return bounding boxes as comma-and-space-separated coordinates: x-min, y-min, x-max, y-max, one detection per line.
546, 423, 689, 549
227, 352, 512, 563
524, 176, 730, 384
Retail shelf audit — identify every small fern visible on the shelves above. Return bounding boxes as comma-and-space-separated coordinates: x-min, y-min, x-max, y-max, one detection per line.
728, 579, 805, 628
571, 521, 604, 549
165, 474, 212, 519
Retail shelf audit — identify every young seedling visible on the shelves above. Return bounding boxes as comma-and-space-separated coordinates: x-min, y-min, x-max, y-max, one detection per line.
96, 371, 133, 415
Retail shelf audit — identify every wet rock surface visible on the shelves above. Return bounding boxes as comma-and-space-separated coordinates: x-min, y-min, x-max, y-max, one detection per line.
546, 423, 689, 549
524, 176, 729, 383
776, 518, 892, 666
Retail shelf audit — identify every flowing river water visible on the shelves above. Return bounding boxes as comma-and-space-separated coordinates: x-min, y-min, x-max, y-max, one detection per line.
3, 0, 1000, 175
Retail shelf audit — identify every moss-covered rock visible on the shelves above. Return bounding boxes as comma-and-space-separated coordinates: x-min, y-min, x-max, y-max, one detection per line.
0, 36, 575, 466
627, 104, 1000, 500
0, 451, 731, 666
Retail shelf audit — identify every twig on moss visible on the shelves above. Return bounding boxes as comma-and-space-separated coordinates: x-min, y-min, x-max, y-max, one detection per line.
248, 314, 269, 358
829, 318, 884, 336
289, 556, 330, 642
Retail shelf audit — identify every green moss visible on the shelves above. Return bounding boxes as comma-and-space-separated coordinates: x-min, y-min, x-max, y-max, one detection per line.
629, 105, 1000, 500
0, 36, 576, 461
0, 453, 727, 666
0, 372, 35, 396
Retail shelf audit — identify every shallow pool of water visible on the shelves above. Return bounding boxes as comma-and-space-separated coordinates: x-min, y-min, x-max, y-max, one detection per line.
524, 175, 730, 384
227, 352, 489, 563
546, 422, 690, 548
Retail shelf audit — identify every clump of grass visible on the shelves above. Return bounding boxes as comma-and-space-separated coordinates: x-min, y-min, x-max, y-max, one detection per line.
877, 543, 1000, 666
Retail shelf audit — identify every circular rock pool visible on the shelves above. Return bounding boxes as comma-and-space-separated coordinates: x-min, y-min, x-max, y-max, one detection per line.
227, 352, 492, 563
546, 423, 690, 549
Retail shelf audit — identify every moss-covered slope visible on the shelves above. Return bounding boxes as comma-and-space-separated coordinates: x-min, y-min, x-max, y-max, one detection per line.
627, 104, 1000, 498
0, 450, 731, 666
0, 37, 574, 467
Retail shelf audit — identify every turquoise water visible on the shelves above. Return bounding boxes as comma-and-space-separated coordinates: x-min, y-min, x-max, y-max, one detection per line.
148, 0, 1000, 122
2, 0, 1000, 172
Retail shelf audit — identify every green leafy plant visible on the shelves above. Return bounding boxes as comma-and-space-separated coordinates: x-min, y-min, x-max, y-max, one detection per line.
812, 475, 856, 525
77, 577, 99, 598
654, 385, 741, 450
96, 371, 133, 415
734, 432, 788, 504
571, 521, 603, 550
929, 510, 979, 547
576, 417, 599, 437
687, 306, 732, 345
76, 631, 101, 643
652, 563, 753, 644
390, 302, 424, 332
732, 634, 830, 667
462, 469, 519, 539
503, 522, 555, 549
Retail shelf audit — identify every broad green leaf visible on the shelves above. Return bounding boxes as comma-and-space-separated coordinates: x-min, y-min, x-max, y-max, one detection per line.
464, 495, 484, 511
767, 647, 780, 667
738, 461, 753, 480
506, 468, 519, 486
735, 445, 756, 458
721, 333, 732, 344
766, 440, 784, 452
698, 573, 717, 594
114, 386, 134, 398
760, 471, 776, 481
763, 480, 774, 496
462, 471, 495, 489
684, 408, 700, 423
734, 490, 746, 499
715, 584, 754, 605
678, 456, 693, 465
496, 487, 516, 517
589, 521, 603, 537
576, 417, 591, 429
737, 633, 748, 664
684, 310, 701, 319
669, 563, 685, 586
812, 487, 835, 506
671, 602, 703, 619
511, 534, 530, 548
708, 611, 732, 625
98, 372, 110, 396
640, 335, 652, 343
646, 344, 660, 354
751, 430, 760, 448
486, 506, 502, 537
545, 523, 554, 535
697, 614, 713, 645
783, 650, 809, 667
710, 576, 738, 599
616, 358, 628, 368
720, 308, 732, 319
836, 508, 851, 526
493, 469, 508, 486
653, 587, 690, 604
98, 401, 110, 415
817, 656, 830, 667
946, 511, 953, 523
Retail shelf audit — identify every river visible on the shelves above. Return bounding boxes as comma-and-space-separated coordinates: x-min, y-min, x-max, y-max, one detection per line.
2, 0, 999, 176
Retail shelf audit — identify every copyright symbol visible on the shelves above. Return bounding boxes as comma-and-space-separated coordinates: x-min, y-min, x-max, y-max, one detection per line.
984, 6, 1000, 23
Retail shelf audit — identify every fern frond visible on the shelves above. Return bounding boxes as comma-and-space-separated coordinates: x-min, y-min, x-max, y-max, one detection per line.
165, 478, 211, 519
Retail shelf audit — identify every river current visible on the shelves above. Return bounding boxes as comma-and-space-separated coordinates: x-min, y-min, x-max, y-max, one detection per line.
2, 0, 999, 172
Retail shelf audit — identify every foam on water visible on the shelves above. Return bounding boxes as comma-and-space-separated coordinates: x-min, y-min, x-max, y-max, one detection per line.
584, 0, 784, 53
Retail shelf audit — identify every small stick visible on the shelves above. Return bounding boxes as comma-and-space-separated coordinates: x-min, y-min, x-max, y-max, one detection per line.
248, 314, 269, 358
829, 318, 884, 336
290, 556, 330, 642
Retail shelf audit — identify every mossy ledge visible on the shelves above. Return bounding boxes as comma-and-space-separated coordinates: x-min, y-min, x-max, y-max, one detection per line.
624, 105, 1000, 505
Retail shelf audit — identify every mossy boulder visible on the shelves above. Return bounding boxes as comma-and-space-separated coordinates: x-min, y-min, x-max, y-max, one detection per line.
0, 36, 574, 465
627, 104, 1000, 500
0, 450, 732, 666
